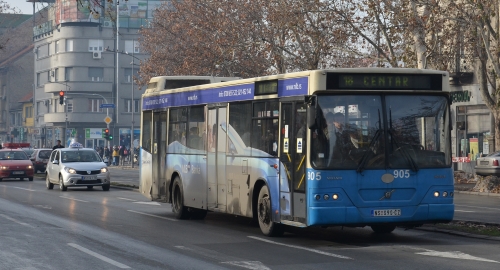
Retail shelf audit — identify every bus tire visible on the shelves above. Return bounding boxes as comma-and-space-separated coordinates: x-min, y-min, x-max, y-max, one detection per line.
257, 185, 284, 237
172, 177, 190, 219
371, 224, 396, 234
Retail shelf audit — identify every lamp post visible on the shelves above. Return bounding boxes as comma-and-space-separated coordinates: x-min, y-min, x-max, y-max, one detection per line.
130, 49, 135, 167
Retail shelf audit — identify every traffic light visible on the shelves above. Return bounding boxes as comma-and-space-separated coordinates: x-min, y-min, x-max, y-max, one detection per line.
59, 91, 65, 105
104, 128, 110, 140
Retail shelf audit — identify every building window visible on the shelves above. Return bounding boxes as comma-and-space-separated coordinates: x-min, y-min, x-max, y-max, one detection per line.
65, 67, 72, 81
124, 40, 140, 54
88, 39, 103, 52
55, 40, 59, 53
37, 73, 41, 86
88, 67, 104, 82
54, 68, 59, 81
66, 39, 73, 52
125, 99, 140, 113
124, 68, 139, 83
89, 99, 104, 112
456, 105, 490, 159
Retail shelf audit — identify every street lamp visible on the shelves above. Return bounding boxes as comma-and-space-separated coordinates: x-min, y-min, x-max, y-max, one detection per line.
125, 50, 139, 168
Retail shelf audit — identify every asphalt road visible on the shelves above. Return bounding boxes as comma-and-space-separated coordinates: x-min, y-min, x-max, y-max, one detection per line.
1, 178, 500, 269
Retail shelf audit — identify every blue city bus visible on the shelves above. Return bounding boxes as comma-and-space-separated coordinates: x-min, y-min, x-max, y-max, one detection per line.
139, 69, 453, 236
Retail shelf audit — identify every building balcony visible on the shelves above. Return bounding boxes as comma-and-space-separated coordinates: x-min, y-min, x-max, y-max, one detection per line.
43, 112, 109, 124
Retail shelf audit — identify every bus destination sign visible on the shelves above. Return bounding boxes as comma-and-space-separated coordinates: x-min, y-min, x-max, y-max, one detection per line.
327, 73, 443, 91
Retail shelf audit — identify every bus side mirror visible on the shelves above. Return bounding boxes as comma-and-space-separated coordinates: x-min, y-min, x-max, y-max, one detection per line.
307, 96, 317, 129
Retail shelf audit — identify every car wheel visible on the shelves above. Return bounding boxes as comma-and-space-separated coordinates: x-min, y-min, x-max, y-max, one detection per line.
102, 184, 110, 191
46, 174, 54, 190
87, 186, 94, 190
59, 175, 67, 191
28, 177, 33, 181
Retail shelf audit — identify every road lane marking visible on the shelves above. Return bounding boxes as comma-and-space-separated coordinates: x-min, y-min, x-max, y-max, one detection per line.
133, 202, 161, 205
0, 214, 35, 228
416, 250, 499, 263
454, 210, 475, 212
68, 243, 131, 269
0, 185, 36, 191
221, 261, 271, 270
117, 197, 137, 201
127, 210, 178, 221
248, 236, 352, 260
60, 196, 88, 203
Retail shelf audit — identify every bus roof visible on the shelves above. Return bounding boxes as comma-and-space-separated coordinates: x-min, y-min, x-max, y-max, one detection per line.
142, 68, 449, 111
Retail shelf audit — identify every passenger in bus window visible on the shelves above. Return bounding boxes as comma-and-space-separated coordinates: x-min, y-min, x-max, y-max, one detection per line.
326, 112, 357, 165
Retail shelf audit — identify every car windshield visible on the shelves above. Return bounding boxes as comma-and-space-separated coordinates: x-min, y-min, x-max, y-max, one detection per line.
0, 151, 28, 160
22, 148, 34, 156
61, 150, 102, 163
39, 150, 52, 159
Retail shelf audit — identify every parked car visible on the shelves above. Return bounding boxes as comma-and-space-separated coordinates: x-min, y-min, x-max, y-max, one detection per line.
475, 151, 500, 176
21, 147, 35, 158
0, 147, 34, 181
30, 148, 53, 173
45, 142, 110, 191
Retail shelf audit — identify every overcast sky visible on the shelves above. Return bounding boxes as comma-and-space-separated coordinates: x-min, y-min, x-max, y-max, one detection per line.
4, 0, 45, 14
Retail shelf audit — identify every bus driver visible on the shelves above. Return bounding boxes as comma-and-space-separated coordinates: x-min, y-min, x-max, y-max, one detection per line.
325, 112, 357, 166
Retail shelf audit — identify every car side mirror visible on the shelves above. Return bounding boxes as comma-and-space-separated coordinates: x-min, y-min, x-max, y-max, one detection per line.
30, 158, 35, 161
52, 160, 59, 164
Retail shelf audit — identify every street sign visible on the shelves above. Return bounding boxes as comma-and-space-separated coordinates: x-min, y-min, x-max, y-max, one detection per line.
104, 116, 113, 124
100, 103, 115, 109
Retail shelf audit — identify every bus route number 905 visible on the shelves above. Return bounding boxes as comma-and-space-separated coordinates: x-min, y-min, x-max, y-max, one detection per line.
393, 170, 410, 179
308, 171, 321, 181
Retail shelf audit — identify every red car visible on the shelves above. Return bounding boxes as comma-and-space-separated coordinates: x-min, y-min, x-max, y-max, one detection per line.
0, 144, 34, 181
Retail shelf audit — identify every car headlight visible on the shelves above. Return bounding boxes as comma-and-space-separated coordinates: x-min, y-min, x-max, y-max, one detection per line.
0, 166, 8, 170
27, 165, 33, 169
64, 167, 77, 174
100, 167, 108, 173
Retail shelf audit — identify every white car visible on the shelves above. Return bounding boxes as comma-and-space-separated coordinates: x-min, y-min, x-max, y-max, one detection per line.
45, 142, 110, 191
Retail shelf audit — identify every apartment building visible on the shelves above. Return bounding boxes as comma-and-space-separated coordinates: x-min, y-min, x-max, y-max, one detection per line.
32, 0, 158, 148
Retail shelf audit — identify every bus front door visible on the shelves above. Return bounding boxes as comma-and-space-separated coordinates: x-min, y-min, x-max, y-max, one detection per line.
280, 101, 307, 224
151, 111, 167, 201
207, 105, 228, 211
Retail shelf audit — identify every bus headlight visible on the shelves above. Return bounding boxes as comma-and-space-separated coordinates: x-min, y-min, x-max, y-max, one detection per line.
434, 191, 440, 197
314, 194, 321, 200
442, 191, 448, 197
332, 194, 339, 200
323, 194, 329, 200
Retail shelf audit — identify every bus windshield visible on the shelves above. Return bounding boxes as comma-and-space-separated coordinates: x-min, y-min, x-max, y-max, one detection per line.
311, 94, 451, 170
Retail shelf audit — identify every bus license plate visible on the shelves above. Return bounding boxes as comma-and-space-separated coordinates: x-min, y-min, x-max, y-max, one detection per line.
81, 176, 97, 180
12, 171, 24, 175
372, 209, 401, 216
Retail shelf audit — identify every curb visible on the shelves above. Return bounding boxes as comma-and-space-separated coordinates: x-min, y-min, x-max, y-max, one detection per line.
110, 183, 139, 191
454, 190, 500, 197
417, 225, 500, 242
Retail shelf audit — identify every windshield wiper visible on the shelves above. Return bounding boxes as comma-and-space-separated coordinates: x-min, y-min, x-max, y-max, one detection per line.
388, 130, 419, 172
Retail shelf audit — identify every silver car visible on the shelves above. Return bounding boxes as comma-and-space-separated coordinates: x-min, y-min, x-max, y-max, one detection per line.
45, 143, 110, 191
475, 151, 500, 176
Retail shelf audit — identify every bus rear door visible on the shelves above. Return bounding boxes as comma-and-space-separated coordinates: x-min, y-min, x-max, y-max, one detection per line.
207, 104, 228, 211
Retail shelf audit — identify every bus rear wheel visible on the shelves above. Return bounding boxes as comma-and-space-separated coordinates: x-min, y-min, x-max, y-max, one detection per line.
172, 177, 190, 219
257, 185, 284, 237
371, 224, 396, 234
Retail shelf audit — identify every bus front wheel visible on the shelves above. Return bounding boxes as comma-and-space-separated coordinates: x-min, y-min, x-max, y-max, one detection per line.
172, 177, 190, 219
257, 185, 284, 237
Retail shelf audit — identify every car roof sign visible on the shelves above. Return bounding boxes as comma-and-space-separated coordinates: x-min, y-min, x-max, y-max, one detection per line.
69, 142, 83, 148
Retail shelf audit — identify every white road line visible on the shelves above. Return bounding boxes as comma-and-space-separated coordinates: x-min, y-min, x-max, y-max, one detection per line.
416, 250, 499, 263
133, 202, 161, 205
248, 236, 352, 260
117, 197, 137, 201
454, 210, 475, 213
0, 214, 35, 228
59, 196, 88, 203
455, 204, 500, 211
127, 210, 178, 221
68, 243, 131, 269
221, 261, 271, 270
11, 186, 37, 191
0, 185, 36, 191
